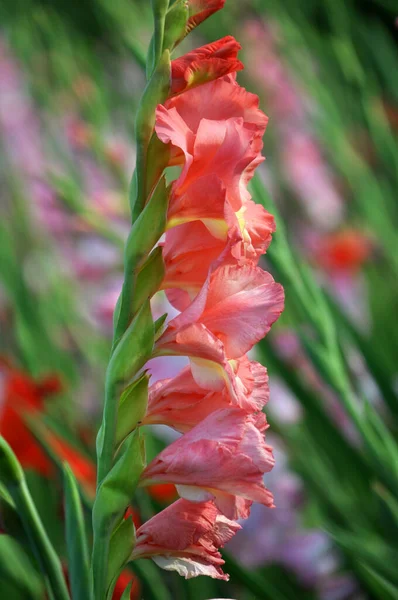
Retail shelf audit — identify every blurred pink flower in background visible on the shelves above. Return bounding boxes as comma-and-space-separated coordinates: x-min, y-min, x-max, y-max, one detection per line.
242, 21, 344, 229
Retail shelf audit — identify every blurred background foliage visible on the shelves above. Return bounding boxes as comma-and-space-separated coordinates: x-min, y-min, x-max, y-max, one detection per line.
0, 0, 397, 598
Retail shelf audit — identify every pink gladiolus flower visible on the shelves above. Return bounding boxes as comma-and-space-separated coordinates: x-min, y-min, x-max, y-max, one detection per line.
171, 36, 243, 95
133, 498, 240, 580
157, 263, 284, 360
155, 76, 267, 209
144, 357, 269, 431
162, 223, 229, 311
162, 201, 275, 311
141, 408, 275, 519
165, 175, 275, 259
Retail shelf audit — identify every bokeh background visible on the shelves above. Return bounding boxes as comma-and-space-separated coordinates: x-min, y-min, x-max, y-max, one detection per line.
1, 1, 398, 599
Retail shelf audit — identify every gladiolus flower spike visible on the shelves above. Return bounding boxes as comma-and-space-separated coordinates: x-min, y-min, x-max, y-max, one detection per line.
91, 2, 284, 595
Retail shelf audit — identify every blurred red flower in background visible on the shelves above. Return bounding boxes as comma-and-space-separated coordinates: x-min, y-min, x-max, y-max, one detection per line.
0, 360, 61, 475
0, 360, 96, 497
315, 230, 373, 273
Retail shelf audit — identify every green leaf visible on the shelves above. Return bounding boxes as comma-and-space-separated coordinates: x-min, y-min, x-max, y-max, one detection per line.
0, 535, 44, 599
106, 517, 136, 599
63, 464, 92, 600
0, 434, 25, 486
375, 483, 398, 529
359, 564, 398, 600
329, 529, 398, 585
154, 312, 168, 339
116, 373, 150, 445
108, 299, 154, 389
132, 50, 171, 220
223, 552, 286, 600
132, 246, 165, 314
0, 438, 69, 600
129, 559, 173, 600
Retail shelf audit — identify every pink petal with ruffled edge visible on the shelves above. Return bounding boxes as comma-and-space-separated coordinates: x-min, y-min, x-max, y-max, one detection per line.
144, 356, 268, 431
133, 498, 239, 580
141, 408, 275, 519
160, 264, 284, 359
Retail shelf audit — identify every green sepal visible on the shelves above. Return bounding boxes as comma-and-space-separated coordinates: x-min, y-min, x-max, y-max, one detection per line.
93, 429, 145, 534
154, 312, 168, 339
116, 373, 150, 445
106, 517, 136, 599
126, 176, 169, 271
132, 51, 171, 220
113, 293, 122, 333
163, 0, 189, 51
107, 300, 154, 390
145, 135, 171, 199
63, 464, 93, 600
0, 536, 44, 599
132, 246, 165, 314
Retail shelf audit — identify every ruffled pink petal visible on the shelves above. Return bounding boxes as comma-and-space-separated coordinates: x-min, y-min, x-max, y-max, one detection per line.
164, 76, 267, 137
200, 264, 284, 358
145, 356, 268, 431
171, 36, 243, 95
163, 264, 284, 359
229, 199, 276, 262
155, 105, 194, 181
162, 221, 226, 307
133, 498, 240, 580
141, 408, 275, 518
176, 117, 262, 209
156, 77, 267, 210
231, 356, 269, 411
167, 175, 227, 238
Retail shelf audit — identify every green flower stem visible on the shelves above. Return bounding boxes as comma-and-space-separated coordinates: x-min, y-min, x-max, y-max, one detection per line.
92, 7, 170, 600
0, 437, 69, 600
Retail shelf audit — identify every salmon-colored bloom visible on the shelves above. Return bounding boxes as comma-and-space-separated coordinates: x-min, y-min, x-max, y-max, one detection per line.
171, 36, 243, 95
144, 357, 268, 431
155, 76, 267, 209
165, 174, 275, 260
162, 196, 275, 311
157, 264, 284, 360
133, 498, 239, 580
162, 221, 229, 310
141, 408, 274, 519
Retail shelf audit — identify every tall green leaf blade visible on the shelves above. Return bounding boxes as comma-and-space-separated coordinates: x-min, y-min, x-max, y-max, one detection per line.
63, 464, 92, 600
